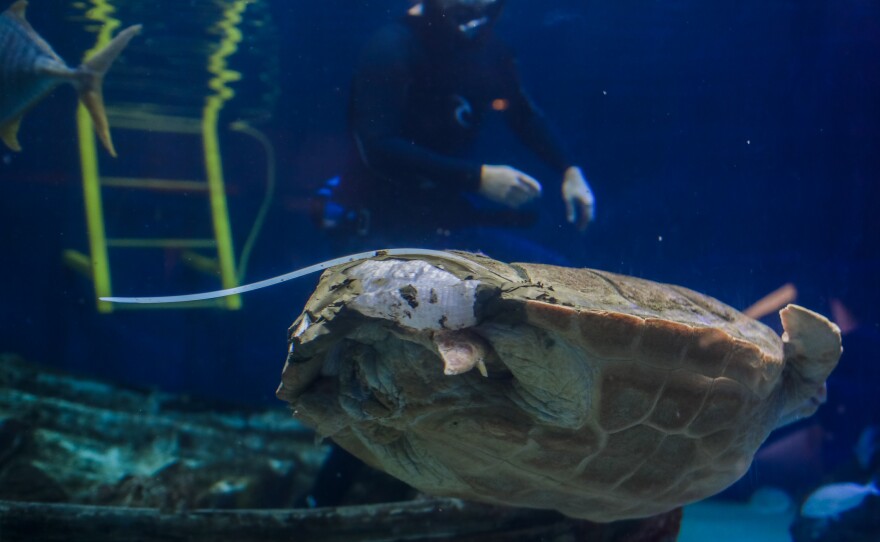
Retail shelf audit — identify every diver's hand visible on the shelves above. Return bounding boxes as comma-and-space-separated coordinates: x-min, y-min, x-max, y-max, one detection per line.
562, 166, 595, 232
479, 165, 542, 208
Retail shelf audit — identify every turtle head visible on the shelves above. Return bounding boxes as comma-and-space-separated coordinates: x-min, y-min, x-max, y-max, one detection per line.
776, 304, 842, 427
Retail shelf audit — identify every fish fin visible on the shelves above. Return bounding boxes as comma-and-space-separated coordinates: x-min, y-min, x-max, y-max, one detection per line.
78, 87, 115, 157
81, 25, 142, 75
8, 0, 28, 20
0, 117, 24, 152
76, 25, 142, 157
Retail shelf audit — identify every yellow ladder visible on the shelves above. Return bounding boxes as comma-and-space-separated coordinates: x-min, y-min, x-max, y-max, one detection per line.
65, 111, 241, 313
65, 0, 254, 313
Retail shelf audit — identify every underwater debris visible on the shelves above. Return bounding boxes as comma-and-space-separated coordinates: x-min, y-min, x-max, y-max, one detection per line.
0, 354, 320, 509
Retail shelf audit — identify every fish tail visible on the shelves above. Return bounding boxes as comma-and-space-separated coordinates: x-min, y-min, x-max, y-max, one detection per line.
76, 24, 142, 157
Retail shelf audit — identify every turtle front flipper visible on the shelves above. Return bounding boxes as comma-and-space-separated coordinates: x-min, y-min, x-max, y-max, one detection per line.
778, 304, 843, 426
433, 330, 491, 377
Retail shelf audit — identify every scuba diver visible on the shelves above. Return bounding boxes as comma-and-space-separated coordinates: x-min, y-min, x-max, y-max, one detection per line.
302, 0, 596, 507
318, 0, 596, 247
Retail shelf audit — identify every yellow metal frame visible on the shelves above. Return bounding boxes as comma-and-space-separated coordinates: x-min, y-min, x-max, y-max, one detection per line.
201, 0, 253, 310
73, 0, 253, 312
76, 0, 119, 313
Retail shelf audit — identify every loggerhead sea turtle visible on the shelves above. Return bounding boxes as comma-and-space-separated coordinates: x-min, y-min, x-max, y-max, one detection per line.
276, 250, 842, 522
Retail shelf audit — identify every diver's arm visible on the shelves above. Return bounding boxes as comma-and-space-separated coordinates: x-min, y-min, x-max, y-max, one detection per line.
502, 59, 573, 174
502, 56, 595, 229
350, 26, 482, 192
356, 134, 483, 192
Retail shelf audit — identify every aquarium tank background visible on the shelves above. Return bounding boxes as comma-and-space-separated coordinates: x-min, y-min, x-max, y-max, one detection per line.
0, 0, 877, 540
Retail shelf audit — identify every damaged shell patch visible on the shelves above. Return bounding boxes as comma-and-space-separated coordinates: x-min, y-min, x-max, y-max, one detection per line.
348, 259, 480, 331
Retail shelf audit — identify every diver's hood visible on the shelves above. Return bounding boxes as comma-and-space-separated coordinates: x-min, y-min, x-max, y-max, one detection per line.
422, 0, 506, 42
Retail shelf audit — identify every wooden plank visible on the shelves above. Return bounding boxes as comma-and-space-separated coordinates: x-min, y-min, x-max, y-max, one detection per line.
0, 499, 683, 542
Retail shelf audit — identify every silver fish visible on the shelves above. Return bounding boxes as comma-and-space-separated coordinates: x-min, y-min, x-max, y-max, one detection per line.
801, 481, 879, 519
0, 0, 140, 156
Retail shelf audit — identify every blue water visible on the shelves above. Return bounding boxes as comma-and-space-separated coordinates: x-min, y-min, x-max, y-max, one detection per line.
1, 0, 878, 538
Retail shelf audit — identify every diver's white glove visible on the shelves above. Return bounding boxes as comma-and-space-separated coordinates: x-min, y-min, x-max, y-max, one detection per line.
562, 166, 595, 231
479, 165, 542, 209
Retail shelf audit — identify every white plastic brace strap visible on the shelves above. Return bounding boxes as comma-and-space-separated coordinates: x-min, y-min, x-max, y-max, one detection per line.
100, 248, 484, 304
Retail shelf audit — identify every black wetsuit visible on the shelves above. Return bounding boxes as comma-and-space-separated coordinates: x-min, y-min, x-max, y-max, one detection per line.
302, 17, 577, 507
343, 15, 573, 235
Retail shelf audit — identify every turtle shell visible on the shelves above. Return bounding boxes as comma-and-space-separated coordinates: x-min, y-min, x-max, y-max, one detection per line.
277, 251, 841, 522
